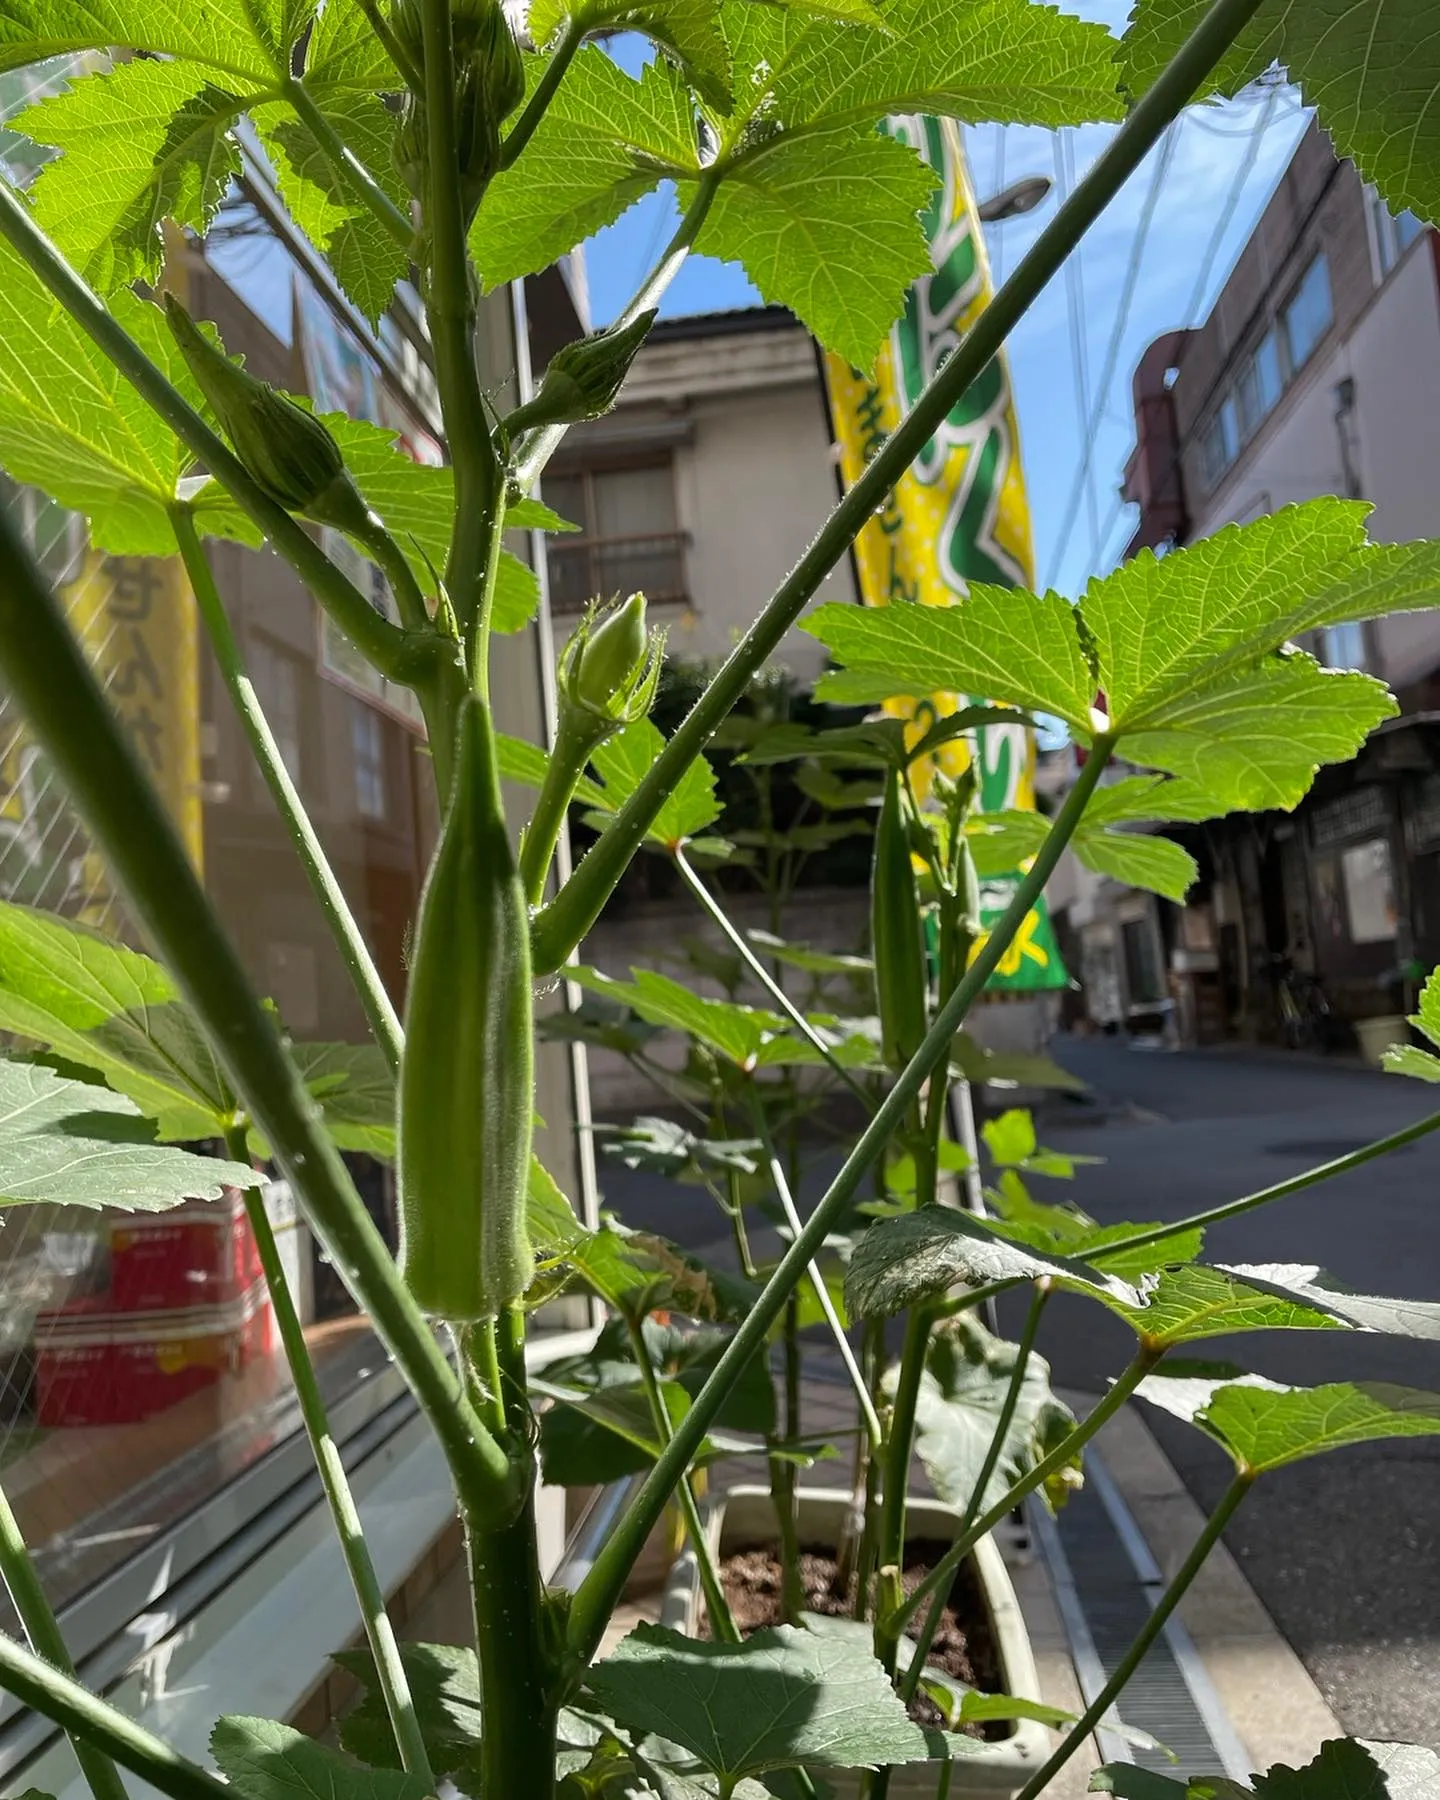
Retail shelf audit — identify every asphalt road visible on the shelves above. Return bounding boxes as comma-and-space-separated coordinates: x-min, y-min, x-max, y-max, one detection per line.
595, 1034, 1440, 1746
1019, 1035, 1440, 1750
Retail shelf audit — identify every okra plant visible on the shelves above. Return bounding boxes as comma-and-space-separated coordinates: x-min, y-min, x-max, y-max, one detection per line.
1, 0, 1440, 1796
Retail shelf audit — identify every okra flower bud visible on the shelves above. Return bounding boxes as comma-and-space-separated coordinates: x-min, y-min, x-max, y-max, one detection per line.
558, 594, 663, 744
164, 296, 372, 537
470, 0, 525, 120
504, 310, 658, 437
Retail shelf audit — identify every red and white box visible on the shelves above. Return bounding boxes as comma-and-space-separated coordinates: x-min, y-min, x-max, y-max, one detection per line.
33, 1283, 273, 1427
109, 1192, 263, 1313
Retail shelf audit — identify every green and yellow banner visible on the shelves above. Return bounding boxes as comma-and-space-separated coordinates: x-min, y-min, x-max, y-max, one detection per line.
823, 113, 1066, 991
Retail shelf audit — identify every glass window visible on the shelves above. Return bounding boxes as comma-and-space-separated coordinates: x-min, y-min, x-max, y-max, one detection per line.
1340, 837, 1397, 942
351, 701, 387, 820
546, 461, 687, 613
1396, 210, 1424, 253
1282, 255, 1333, 373
1200, 396, 1240, 489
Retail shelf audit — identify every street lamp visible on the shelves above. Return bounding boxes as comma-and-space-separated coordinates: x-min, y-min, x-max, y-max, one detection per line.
976, 175, 1053, 222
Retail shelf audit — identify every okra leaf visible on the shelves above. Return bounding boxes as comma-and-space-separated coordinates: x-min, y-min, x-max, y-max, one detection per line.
495, 732, 609, 807
0, 902, 232, 1140
1135, 1368, 1440, 1474
337, 1642, 485, 1789
949, 1033, 1088, 1093
1118, 0, 1440, 227
905, 1313, 1081, 1517
803, 590, 1097, 735
843, 1207, 1142, 1320
529, 0, 734, 109
589, 718, 721, 846
566, 1221, 762, 1323
982, 1111, 1098, 1178
0, 0, 317, 80
528, 1155, 590, 1259
17, 61, 250, 294
983, 1169, 1203, 1279
0, 1057, 259, 1210
1210, 1263, 1440, 1340
596, 1116, 762, 1181
963, 809, 1049, 877
1072, 829, 1198, 903
538, 1377, 754, 1484
585, 1623, 936, 1780
212, 1716, 430, 1800
1097, 1265, 1350, 1349
472, 50, 701, 289
282, 1041, 396, 1158
743, 931, 873, 979
1094, 1737, 1440, 1800
686, 124, 936, 370
569, 966, 781, 1064
1383, 967, 1440, 1081
0, 252, 251, 555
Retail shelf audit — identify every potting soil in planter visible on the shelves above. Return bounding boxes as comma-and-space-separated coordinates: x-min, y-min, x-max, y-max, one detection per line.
710, 1538, 1004, 1736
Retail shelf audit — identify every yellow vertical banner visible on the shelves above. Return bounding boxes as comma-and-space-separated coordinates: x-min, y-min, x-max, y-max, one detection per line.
823, 114, 1066, 990
65, 549, 204, 924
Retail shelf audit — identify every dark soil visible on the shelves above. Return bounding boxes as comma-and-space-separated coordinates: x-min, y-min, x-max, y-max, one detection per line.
713, 1538, 1006, 1738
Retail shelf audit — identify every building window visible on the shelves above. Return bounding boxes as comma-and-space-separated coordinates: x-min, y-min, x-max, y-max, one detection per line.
249, 637, 305, 785
1372, 191, 1425, 275
544, 461, 686, 614
1281, 254, 1333, 374
1236, 329, 1282, 436
1320, 619, 1368, 672
1200, 394, 1240, 490
1340, 837, 1397, 943
351, 702, 387, 820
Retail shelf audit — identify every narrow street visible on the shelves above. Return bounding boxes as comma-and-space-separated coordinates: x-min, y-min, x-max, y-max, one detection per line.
1028, 1035, 1440, 1748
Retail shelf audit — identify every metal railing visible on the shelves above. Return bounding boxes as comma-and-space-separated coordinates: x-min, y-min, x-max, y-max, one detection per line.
546, 529, 689, 614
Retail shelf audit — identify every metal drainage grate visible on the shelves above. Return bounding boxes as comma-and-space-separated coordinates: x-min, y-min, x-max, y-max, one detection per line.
1031, 1450, 1252, 1780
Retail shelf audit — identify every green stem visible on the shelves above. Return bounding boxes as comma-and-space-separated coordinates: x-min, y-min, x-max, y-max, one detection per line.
871, 1304, 932, 1682
0, 510, 518, 1523
421, 0, 502, 642
499, 16, 583, 169
0, 1484, 129, 1800
520, 711, 596, 905
0, 181, 411, 681
624, 1317, 739, 1642
171, 507, 403, 1074
514, 169, 722, 497
775, 1291, 805, 1623
530, 0, 1269, 975
0, 1630, 228, 1800
1011, 1472, 1254, 1800
900, 1284, 1049, 1707
749, 1086, 882, 1448
849, 1317, 885, 1620
467, 485, 509, 700
888, 1347, 1160, 1641
678, 849, 872, 1107
283, 76, 416, 250
356, 514, 434, 635
350, 0, 425, 89
565, 743, 1114, 1670
223, 1128, 431, 1784
1090, 1108, 1440, 1264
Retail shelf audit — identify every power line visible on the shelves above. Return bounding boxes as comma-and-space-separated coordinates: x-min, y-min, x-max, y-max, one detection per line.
1054, 130, 1102, 555
1043, 116, 1183, 592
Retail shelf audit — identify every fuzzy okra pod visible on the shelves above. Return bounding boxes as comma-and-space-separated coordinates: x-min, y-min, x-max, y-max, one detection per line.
398, 697, 534, 1320
872, 769, 929, 1075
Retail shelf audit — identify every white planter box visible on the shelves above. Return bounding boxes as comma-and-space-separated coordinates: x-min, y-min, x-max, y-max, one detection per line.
660, 1485, 1051, 1798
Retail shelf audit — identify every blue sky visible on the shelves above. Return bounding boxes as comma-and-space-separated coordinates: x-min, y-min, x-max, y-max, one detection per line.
578, 8, 1310, 601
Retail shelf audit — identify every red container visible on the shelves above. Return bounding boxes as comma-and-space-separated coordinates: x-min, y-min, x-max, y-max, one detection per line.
34, 1284, 272, 1427
110, 1192, 263, 1313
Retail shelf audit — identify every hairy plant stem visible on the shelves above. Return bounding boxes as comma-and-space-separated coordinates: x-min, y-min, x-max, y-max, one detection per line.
848, 1316, 886, 1618
900, 1284, 1050, 1707
677, 848, 872, 1106
354, 514, 435, 634
521, 710, 597, 904
0, 1482, 129, 1800
171, 507, 403, 1072
222, 1129, 431, 1782
1011, 1472, 1254, 1800
515, 168, 722, 496
623, 1317, 740, 1642
531, 0, 1269, 975
566, 745, 1114, 1670
500, 17, 584, 169
420, 0, 502, 655
772, 1289, 806, 1623
0, 182, 414, 680
887, 1347, 1161, 1642
0, 512, 517, 1520
283, 77, 416, 250
0, 1631, 228, 1800
868, 1305, 932, 1686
